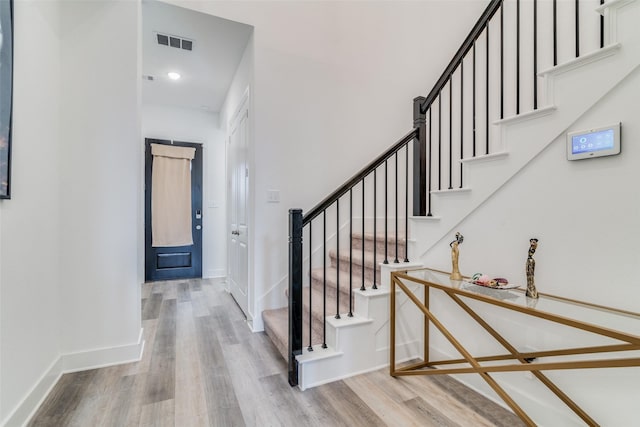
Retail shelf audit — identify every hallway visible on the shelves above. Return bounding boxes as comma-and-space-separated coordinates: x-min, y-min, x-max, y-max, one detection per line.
28, 278, 521, 426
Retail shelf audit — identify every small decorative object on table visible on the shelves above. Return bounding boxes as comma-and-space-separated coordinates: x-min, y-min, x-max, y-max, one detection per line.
449, 232, 464, 280
526, 238, 539, 299
469, 273, 519, 290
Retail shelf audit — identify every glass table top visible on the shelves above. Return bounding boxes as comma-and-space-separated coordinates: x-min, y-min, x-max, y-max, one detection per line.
400, 268, 640, 339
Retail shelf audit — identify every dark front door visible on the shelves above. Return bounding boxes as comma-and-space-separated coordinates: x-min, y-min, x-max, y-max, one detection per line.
145, 138, 203, 281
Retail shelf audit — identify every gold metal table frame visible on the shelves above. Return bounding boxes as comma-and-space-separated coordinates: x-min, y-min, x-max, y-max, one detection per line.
389, 268, 640, 427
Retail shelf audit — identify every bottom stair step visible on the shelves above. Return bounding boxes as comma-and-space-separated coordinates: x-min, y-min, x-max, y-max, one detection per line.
263, 306, 326, 361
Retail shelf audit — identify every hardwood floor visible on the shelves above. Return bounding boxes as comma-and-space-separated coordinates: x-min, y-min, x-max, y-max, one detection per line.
29, 278, 522, 427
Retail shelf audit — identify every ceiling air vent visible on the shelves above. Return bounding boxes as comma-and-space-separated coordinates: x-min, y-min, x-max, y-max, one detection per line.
157, 33, 169, 46
156, 32, 194, 51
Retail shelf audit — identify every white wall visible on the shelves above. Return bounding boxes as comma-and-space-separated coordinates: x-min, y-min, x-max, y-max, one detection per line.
220, 35, 253, 130
420, 65, 640, 426
142, 104, 227, 278
57, 0, 141, 355
166, 0, 490, 329
1, 1, 143, 425
0, 1, 62, 423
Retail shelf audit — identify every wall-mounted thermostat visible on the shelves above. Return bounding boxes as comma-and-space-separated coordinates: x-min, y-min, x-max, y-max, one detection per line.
567, 122, 621, 160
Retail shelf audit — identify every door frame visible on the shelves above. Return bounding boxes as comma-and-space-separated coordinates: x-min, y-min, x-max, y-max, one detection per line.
226, 87, 254, 326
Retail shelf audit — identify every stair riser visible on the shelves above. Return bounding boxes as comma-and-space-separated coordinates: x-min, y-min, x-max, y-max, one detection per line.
303, 289, 353, 324
263, 320, 287, 360
311, 274, 370, 302
351, 237, 407, 260
332, 257, 378, 283
264, 310, 326, 362
302, 316, 325, 349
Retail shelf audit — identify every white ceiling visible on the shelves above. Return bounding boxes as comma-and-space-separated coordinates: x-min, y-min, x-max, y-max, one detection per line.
142, 0, 253, 112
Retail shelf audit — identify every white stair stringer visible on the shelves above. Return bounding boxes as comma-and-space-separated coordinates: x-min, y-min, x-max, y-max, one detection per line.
296, 262, 423, 390
409, 0, 640, 260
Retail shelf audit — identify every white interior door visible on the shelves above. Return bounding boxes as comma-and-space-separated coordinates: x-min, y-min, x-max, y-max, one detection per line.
228, 100, 249, 317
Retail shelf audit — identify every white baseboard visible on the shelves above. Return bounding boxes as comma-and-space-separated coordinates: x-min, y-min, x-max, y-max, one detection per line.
1, 357, 64, 427
2, 329, 144, 427
204, 268, 226, 279
61, 328, 145, 373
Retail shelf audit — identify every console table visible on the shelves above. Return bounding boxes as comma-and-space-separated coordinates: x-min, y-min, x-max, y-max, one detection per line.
389, 267, 640, 426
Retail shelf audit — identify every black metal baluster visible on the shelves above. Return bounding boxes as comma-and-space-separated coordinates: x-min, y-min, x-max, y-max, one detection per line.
322, 210, 327, 348
553, 0, 558, 66
361, 179, 366, 291
460, 61, 464, 188
534, 0, 538, 110
448, 77, 453, 190
517, 0, 521, 114
485, 26, 490, 155
473, 42, 477, 157
384, 160, 389, 264
428, 108, 433, 216
404, 145, 410, 262
575, 0, 580, 57
500, 3, 504, 119
394, 153, 399, 263
438, 94, 442, 190
308, 221, 313, 352
600, 0, 605, 48
349, 189, 354, 308
335, 200, 341, 320
373, 169, 378, 288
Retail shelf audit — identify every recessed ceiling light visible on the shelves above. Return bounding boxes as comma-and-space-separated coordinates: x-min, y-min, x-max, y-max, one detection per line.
167, 72, 181, 80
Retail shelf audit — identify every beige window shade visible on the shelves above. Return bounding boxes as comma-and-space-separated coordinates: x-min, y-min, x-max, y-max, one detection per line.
151, 143, 196, 247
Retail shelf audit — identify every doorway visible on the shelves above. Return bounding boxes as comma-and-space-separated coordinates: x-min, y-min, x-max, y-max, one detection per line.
145, 138, 203, 281
227, 93, 250, 316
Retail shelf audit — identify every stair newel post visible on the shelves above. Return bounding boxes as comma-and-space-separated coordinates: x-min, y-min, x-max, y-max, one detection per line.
288, 209, 303, 387
413, 96, 427, 217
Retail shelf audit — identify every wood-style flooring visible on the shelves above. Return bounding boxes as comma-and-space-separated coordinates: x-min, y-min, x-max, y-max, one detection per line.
29, 278, 522, 427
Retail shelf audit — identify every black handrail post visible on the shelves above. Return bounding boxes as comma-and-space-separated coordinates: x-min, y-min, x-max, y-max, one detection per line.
413, 96, 427, 217
288, 208, 303, 387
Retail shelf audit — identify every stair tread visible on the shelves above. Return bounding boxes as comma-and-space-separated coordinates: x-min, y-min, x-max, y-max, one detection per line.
351, 231, 407, 243
311, 266, 378, 291
285, 282, 356, 320
330, 247, 406, 266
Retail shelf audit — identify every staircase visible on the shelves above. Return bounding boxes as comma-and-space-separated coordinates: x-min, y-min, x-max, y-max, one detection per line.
263, 233, 406, 361
265, 0, 640, 403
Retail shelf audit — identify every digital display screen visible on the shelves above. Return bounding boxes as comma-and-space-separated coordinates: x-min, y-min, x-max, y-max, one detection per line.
571, 129, 615, 154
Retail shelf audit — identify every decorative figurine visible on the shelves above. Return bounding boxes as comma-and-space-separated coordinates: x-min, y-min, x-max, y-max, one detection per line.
449, 232, 464, 281
525, 238, 539, 299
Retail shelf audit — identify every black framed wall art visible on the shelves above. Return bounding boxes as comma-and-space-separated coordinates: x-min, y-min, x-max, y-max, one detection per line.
0, 0, 13, 199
